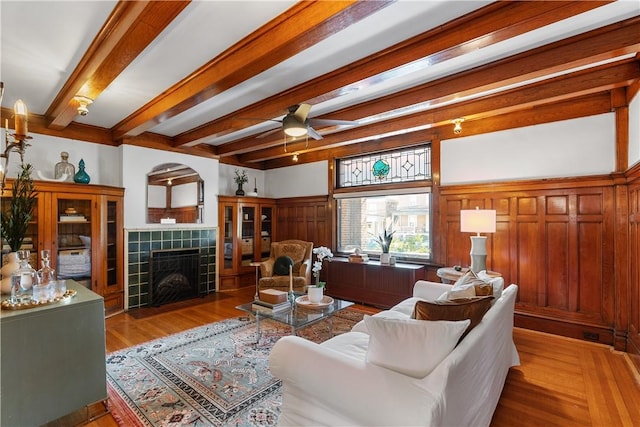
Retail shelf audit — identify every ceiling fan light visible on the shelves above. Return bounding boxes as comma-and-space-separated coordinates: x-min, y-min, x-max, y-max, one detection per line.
283, 115, 307, 137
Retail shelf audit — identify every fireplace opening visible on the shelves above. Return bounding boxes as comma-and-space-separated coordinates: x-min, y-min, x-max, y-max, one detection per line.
149, 248, 201, 306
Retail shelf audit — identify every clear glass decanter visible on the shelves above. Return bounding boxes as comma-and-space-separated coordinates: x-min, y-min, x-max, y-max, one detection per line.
10, 250, 37, 304
37, 249, 56, 285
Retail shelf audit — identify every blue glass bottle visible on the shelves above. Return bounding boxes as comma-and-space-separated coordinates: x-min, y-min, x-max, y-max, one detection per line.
74, 159, 91, 184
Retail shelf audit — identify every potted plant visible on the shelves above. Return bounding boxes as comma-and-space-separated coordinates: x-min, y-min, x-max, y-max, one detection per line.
1, 163, 37, 293
234, 169, 248, 196
310, 246, 333, 302
374, 227, 395, 264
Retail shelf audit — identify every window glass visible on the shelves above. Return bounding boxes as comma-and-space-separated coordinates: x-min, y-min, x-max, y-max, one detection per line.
336, 145, 432, 260
337, 193, 431, 259
338, 146, 431, 187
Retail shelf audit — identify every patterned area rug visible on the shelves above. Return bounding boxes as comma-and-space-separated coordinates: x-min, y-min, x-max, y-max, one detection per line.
106, 309, 365, 426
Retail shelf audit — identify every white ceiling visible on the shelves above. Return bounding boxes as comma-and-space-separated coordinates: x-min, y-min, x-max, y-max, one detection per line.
1, 0, 639, 163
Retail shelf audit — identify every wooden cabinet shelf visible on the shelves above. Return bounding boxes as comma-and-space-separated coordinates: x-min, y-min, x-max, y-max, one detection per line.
1, 180, 124, 316
218, 196, 275, 290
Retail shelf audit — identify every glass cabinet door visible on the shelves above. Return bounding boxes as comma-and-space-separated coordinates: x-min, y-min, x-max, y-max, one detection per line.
240, 205, 256, 267
260, 205, 273, 261
1, 188, 41, 269
221, 204, 236, 272
103, 195, 123, 296
53, 193, 95, 290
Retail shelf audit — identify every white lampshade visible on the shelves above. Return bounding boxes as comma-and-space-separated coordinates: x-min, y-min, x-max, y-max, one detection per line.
460, 208, 496, 234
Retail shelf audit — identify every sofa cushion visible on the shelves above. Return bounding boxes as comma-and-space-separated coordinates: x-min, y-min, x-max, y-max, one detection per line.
351, 309, 410, 334
412, 296, 494, 338
437, 270, 496, 301
363, 315, 469, 378
390, 297, 427, 316
321, 331, 370, 361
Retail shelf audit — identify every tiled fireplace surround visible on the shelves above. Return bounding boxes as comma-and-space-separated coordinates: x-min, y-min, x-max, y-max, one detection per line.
126, 228, 216, 309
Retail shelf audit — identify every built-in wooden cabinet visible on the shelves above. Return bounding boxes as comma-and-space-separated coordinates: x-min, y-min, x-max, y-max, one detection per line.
325, 257, 426, 308
1, 180, 124, 316
218, 196, 275, 290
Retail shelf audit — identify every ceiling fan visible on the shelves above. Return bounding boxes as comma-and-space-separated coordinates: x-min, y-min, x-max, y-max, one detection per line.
255, 103, 357, 140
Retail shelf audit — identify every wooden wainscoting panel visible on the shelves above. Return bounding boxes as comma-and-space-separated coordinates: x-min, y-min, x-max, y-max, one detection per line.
628, 166, 640, 369
439, 179, 617, 345
275, 196, 331, 247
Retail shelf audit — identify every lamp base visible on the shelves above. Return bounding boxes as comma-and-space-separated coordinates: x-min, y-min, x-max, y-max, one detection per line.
469, 235, 487, 273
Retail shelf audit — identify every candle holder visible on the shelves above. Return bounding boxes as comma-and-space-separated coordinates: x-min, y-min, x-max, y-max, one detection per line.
1, 83, 33, 191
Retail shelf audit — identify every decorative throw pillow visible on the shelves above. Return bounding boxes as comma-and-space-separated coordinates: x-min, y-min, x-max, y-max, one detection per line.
478, 270, 504, 300
442, 270, 493, 299
364, 315, 469, 378
412, 296, 494, 339
273, 255, 294, 276
474, 282, 493, 296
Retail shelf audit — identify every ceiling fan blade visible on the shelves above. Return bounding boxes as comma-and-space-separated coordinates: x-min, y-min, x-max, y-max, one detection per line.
307, 126, 323, 140
238, 117, 282, 123
256, 127, 283, 139
293, 103, 312, 122
308, 118, 357, 126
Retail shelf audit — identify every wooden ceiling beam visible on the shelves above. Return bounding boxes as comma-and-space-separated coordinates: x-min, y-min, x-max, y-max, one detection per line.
111, 1, 393, 140
45, 1, 190, 130
262, 92, 613, 169
224, 16, 640, 159
176, 0, 605, 148
239, 60, 637, 163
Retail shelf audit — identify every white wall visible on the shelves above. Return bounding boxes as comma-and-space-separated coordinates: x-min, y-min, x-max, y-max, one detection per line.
172, 182, 197, 207
629, 92, 640, 168
121, 145, 219, 228
265, 160, 329, 198
3, 132, 121, 186
441, 114, 616, 185
218, 163, 265, 196
147, 185, 166, 208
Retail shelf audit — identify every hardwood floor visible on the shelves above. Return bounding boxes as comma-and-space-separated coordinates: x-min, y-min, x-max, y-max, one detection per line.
83, 288, 639, 427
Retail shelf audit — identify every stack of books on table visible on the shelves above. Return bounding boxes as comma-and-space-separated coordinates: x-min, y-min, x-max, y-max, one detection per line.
253, 288, 290, 313
251, 299, 291, 313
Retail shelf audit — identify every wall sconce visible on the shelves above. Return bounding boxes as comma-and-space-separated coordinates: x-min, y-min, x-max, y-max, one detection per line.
74, 96, 93, 116
460, 207, 496, 272
292, 152, 299, 162
1, 82, 32, 191
452, 118, 465, 134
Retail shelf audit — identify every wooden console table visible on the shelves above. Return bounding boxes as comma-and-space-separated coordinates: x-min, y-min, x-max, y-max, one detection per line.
0, 281, 107, 426
325, 258, 426, 308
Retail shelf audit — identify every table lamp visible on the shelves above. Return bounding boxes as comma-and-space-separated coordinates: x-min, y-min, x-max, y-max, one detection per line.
460, 207, 496, 273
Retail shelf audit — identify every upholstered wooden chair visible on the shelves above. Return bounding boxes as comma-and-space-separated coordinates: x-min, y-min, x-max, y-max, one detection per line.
259, 240, 313, 293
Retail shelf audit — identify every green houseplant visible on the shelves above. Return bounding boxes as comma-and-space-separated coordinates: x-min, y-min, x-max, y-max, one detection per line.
374, 227, 395, 264
234, 169, 248, 196
1, 163, 38, 252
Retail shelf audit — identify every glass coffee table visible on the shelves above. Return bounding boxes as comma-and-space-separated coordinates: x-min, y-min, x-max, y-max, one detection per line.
236, 294, 354, 343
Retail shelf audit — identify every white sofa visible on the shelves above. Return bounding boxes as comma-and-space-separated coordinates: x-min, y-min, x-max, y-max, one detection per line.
269, 280, 519, 427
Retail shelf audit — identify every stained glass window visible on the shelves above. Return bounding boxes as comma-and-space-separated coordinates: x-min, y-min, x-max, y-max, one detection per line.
337, 145, 431, 187
335, 145, 432, 260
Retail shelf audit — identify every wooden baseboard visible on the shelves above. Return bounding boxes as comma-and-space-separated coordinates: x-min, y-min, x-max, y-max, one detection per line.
515, 312, 614, 346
